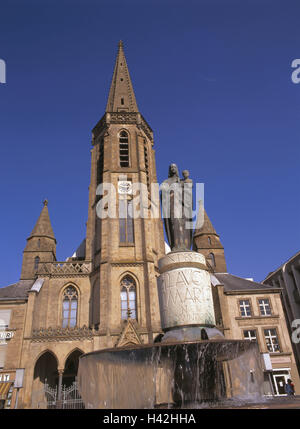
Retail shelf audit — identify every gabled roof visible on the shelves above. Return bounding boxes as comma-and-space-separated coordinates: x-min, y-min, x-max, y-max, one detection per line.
115, 319, 142, 347
0, 280, 34, 300
106, 41, 139, 113
263, 249, 300, 282
71, 239, 86, 259
212, 273, 279, 293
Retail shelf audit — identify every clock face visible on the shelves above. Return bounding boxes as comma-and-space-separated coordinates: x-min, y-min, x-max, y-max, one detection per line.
118, 181, 132, 194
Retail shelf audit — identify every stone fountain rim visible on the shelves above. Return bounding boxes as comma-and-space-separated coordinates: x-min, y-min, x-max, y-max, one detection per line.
79, 338, 255, 360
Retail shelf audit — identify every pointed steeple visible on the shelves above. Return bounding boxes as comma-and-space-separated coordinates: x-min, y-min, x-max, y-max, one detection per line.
29, 199, 56, 241
20, 200, 57, 280
196, 210, 218, 236
106, 41, 139, 113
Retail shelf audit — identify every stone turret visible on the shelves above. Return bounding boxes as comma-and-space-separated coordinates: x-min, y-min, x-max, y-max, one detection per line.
20, 200, 56, 280
193, 210, 227, 273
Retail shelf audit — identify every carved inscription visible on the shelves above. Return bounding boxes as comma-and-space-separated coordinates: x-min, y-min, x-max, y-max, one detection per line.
157, 267, 215, 329
158, 251, 206, 271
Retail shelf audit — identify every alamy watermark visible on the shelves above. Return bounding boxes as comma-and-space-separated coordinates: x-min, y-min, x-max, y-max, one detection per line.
0, 59, 6, 84
95, 180, 205, 230
291, 59, 300, 83
291, 319, 300, 344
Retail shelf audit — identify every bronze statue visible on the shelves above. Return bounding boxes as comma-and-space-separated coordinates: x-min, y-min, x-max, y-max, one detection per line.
161, 164, 193, 251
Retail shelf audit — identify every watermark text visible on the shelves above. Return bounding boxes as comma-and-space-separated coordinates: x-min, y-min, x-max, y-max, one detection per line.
291, 59, 300, 83
0, 59, 6, 84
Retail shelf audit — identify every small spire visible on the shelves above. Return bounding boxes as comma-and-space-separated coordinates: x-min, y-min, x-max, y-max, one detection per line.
193, 208, 227, 272
29, 201, 56, 241
194, 210, 218, 236
106, 41, 139, 113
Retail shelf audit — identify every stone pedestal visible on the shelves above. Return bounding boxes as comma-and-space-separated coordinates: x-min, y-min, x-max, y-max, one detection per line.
157, 251, 216, 332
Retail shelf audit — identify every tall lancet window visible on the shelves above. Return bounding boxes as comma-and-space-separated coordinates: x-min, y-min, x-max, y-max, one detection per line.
119, 197, 134, 244
120, 276, 137, 320
62, 286, 78, 328
34, 256, 40, 271
119, 131, 130, 167
208, 252, 216, 268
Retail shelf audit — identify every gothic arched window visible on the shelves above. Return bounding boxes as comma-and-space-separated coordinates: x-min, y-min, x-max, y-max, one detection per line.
62, 286, 78, 328
120, 276, 137, 320
34, 256, 40, 271
208, 252, 216, 268
90, 281, 100, 329
119, 131, 130, 167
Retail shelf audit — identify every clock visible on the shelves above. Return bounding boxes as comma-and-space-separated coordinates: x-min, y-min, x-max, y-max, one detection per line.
118, 181, 132, 194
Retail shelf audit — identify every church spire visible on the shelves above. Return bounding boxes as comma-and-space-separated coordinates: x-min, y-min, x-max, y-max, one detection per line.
106, 41, 139, 113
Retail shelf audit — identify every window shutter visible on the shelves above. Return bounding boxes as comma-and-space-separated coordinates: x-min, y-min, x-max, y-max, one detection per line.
0, 310, 11, 328
0, 345, 7, 368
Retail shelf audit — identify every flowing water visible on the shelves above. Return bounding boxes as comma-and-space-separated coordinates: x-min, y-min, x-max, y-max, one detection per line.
78, 339, 264, 409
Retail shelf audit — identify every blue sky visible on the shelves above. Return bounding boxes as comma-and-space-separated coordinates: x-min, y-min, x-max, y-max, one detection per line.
0, 0, 299, 286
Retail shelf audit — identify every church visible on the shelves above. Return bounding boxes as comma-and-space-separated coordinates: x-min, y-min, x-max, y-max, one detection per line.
0, 42, 299, 409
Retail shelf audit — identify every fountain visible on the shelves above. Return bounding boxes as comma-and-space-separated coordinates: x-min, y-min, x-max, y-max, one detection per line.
78, 165, 265, 408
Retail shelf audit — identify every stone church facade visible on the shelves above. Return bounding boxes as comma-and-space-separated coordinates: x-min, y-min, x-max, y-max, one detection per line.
0, 42, 299, 408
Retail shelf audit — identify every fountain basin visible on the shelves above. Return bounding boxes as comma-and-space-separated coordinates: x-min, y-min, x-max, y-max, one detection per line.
78, 339, 264, 409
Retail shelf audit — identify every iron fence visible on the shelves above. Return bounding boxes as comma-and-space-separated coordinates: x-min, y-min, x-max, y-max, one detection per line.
32, 381, 84, 409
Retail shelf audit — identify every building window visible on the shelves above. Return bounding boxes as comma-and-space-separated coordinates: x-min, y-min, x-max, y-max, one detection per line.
243, 330, 257, 342
90, 281, 100, 329
34, 256, 40, 271
4, 384, 13, 409
62, 286, 78, 328
264, 328, 280, 353
144, 144, 150, 190
97, 140, 104, 186
208, 237, 211, 245
208, 252, 215, 267
119, 131, 129, 167
0, 345, 6, 368
120, 276, 137, 320
0, 310, 11, 329
239, 299, 252, 317
119, 198, 134, 244
258, 299, 272, 316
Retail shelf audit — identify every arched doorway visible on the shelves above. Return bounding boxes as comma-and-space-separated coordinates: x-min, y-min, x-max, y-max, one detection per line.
62, 350, 83, 387
33, 351, 58, 388
32, 351, 58, 408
